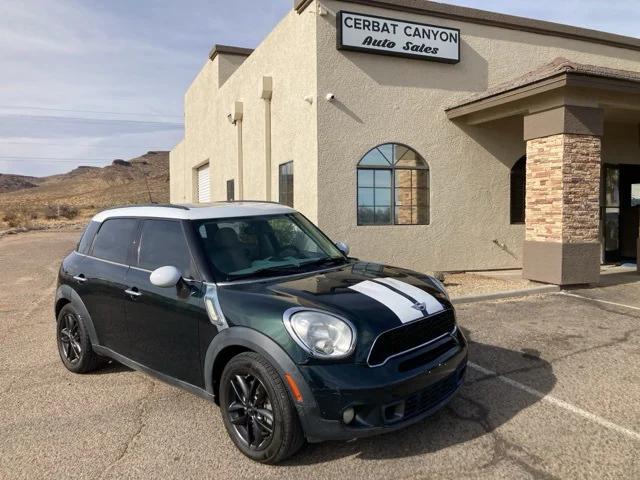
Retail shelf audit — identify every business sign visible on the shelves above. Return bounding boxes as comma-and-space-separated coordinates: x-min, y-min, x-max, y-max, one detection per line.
337, 11, 460, 64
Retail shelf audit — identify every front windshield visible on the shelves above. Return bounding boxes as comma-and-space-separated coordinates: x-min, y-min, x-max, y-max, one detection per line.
191, 213, 346, 281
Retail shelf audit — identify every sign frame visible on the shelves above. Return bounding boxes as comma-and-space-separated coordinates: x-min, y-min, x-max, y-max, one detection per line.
336, 10, 461, 64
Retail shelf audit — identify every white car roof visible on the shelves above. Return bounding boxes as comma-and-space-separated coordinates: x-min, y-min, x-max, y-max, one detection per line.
91, 202, 296, 223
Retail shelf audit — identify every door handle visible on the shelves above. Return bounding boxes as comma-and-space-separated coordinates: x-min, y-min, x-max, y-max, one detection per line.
73, 274, 87, 283
124, 288, 142, 298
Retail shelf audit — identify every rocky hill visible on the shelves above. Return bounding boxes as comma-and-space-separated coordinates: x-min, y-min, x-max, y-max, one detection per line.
0, 151, 170, 230
0, 174, 39, 193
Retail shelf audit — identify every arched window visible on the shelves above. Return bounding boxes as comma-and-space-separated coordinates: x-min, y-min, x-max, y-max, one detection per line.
510, 156, 526, 224
357, 143, 429, 225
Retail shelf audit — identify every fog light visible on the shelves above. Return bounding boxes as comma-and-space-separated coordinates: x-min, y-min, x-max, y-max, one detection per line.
342, 407, 355, 424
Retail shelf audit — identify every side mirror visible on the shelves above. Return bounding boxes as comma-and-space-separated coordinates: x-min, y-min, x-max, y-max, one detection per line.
335, 241, 350, 256
150, 266, 183, 288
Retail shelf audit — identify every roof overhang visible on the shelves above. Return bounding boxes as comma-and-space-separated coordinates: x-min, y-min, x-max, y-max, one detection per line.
446, 59, 640, 124
208, 44, 254, 61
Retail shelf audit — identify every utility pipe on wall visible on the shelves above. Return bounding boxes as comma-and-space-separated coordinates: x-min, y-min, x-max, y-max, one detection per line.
261, 77, 273, 201
237, 119, 243, 200
230, 101, 244, 200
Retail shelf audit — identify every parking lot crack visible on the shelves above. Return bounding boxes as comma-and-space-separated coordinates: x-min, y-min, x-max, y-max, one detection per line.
98, 380, 155, 479
449, 395, 560, 479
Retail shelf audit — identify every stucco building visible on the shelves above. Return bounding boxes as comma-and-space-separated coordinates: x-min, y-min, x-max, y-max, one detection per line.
170, 0, 640, 285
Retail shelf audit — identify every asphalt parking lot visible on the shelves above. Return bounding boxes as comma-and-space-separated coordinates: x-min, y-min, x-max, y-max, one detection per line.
1, 231, 639, 479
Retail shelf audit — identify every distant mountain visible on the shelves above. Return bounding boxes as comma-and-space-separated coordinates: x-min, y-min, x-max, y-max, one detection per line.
0, 174, 39, 193
0, 151, 170, 222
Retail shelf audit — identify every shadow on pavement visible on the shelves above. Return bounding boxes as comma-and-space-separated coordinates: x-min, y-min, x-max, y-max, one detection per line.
285, 327, 556, 465
89, 360, 133, 375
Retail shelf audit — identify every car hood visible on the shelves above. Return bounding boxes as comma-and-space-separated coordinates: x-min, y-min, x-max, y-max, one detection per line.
216, 261, 453, 362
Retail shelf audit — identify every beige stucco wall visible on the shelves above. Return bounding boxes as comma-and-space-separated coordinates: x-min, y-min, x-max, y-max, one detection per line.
169, 140, 185, 203
170, 7, 319, 221
603, 122, 640, 165
315, 0, 640, 272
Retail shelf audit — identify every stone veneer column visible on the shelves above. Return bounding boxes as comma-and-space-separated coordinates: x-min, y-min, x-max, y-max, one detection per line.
522, 106, 603, 285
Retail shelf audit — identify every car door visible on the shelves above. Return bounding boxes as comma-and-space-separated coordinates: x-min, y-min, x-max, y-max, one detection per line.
79, 218, 139, 353
123, 219, 203, 387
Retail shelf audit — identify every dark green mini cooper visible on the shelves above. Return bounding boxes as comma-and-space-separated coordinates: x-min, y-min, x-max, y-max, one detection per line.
55, 202, 467, 463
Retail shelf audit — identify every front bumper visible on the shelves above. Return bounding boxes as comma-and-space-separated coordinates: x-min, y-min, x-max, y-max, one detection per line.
294, 328, 468, 442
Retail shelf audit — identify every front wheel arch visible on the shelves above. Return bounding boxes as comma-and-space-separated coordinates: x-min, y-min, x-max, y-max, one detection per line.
211, 345, 252, 403
204, 327, 314, 409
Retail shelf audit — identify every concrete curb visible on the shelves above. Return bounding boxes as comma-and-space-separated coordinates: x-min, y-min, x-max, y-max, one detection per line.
451, 284, 560, 305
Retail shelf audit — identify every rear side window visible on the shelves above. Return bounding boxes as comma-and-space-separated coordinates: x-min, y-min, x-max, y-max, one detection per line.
77, 221, 100, 254
91, 219, 138, 265
137, 220, 194, 276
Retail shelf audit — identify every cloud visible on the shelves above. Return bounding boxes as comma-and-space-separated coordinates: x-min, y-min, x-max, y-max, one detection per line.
0, 0, 291, 176
0, 114, 183, 139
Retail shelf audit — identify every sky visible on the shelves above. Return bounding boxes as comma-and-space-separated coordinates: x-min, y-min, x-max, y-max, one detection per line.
0, 0, 638, 177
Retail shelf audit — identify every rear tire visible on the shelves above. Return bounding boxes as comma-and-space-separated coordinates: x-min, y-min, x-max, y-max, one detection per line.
56, 304, 104, 373
219, 352, 305, 464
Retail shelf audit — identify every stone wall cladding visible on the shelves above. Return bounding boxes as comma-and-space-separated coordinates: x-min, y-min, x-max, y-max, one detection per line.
561, 135, 601, 242
525, 135, 564, 242
525, 133, 601, 243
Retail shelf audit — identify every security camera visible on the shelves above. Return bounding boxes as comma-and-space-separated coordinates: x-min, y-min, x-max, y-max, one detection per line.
326, 93, 335, 102
226, 113, 235, 125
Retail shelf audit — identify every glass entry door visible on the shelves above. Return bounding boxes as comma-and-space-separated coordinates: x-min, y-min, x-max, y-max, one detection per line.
602, 165, 620, 262
602, 164, 640, 263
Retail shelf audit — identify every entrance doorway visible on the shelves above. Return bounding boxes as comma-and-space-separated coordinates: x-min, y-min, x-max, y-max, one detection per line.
603, 164, 640, 262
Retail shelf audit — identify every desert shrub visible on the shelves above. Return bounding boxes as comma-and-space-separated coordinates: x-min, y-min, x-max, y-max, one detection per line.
2, 211, 17, 223
60, 205, 79, 219
43, 204, 79, 220
43, 205, 59, 220
2, 207, 34, 229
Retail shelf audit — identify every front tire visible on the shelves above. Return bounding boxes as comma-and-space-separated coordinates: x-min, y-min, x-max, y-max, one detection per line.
56, 304, 104, 373
219, 352, 305, 464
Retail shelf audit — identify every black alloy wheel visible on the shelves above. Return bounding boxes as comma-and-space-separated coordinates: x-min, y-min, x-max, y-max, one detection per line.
56, 304, 104, 373
59, 311, 82, 364
219, 352, 305, 463
227, 374, 274, 450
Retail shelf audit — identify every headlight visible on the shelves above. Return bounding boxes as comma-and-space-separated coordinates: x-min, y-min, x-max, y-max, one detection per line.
283, 308, 356, 359
430, 276, 450, 299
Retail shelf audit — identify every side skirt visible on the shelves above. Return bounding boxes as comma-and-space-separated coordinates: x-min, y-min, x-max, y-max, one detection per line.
93, 345, 216, 404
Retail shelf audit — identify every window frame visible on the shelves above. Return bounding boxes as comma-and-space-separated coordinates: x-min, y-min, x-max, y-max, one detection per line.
279, 161, 294, 208
510, 156, 526, 225
88, 217, 140, 266
226, 179, 235, 202
134, 218, 198, 277
356, 143, 430, 227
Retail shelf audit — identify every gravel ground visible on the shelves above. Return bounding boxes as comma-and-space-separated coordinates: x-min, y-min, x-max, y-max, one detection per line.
445, 272, 538, 298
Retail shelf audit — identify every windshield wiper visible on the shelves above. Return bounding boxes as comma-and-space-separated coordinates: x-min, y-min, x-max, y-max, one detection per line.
227, 264, 302, 281
301, 257, 347, 268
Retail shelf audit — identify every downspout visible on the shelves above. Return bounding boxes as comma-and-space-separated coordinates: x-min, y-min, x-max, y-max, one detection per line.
230, 101, 244, 200
261, 77, 273, 201
237, 118, 243, 200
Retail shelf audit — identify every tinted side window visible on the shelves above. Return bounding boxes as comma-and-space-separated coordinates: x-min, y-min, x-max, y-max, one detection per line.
77, 221, 100, 254
91, 219, 138, 264
137, 220, 193, 275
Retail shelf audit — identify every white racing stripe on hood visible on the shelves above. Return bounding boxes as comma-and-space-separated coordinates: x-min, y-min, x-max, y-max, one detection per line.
375, 277, 445, 315
349, 280, 423, 324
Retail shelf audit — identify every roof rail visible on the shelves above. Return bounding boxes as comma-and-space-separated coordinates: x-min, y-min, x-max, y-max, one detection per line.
99, 203, 191, 212
213, 200, 286, 206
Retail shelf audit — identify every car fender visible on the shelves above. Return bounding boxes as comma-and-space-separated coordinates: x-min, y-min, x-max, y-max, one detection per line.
204, 326, 316, 409
55, 285, 99, 345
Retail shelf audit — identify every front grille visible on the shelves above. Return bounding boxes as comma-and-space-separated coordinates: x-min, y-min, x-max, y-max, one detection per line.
368, 310, 456, 367
402, 368, 462, 420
